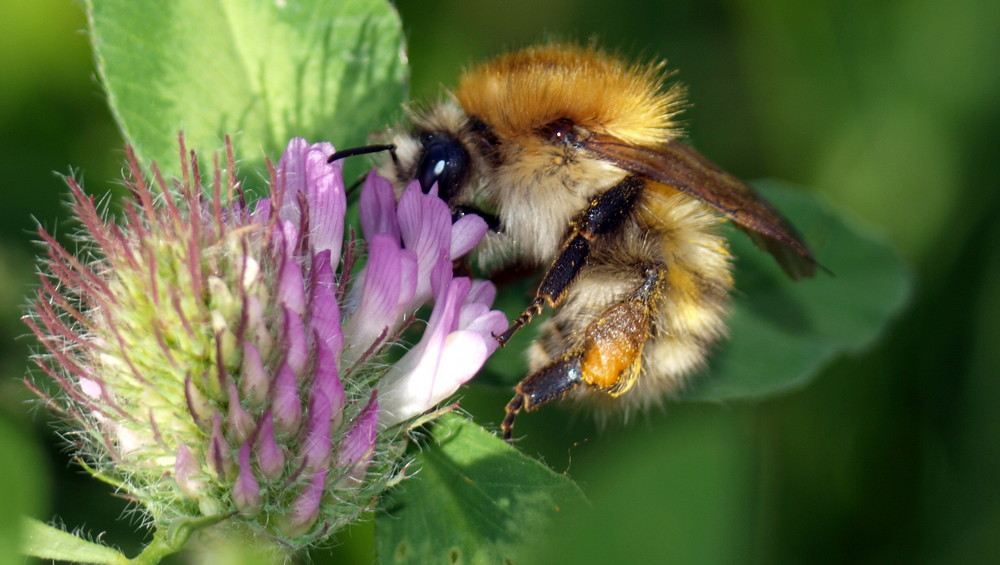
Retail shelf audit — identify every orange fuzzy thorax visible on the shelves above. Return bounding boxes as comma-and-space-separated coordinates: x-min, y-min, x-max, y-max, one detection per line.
455, 44, 686, 147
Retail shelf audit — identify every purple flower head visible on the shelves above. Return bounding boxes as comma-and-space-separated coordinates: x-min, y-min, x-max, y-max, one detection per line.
25, 136, 506, 549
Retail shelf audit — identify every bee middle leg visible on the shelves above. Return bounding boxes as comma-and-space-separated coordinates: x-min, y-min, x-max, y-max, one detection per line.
496, 176, 645, 345
502, 263, 665, 440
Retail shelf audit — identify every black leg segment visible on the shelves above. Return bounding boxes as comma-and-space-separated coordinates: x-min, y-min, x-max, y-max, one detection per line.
496, 175, 645, 346
502, 355, 584, 441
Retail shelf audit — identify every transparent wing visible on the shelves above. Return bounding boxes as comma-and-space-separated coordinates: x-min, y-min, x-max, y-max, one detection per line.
582, 134, 818, 279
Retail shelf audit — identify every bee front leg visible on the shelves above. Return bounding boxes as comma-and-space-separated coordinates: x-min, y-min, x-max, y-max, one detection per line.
495, 176, 645, 345
503, 264, 666, 441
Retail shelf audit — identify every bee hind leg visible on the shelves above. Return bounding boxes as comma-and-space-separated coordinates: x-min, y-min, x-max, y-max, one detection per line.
503, 264, 665, 441
503, 357, 584, 441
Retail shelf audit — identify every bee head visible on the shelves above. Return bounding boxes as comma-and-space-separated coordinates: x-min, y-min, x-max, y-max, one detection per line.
414, 130, 470, 202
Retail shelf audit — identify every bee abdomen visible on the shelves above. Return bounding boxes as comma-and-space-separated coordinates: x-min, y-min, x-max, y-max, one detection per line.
526, 193, 733, 414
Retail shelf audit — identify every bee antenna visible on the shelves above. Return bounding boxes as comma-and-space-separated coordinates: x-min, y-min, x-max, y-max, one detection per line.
327, 144, 397, 163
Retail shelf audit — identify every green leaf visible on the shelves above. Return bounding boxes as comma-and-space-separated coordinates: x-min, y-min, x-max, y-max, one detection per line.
20, 517, 128, 564
87, 0, 406, 188
521, 409, 754, 565
376, 413, 588, 565
0, 417, 45, 565
684, 180, 912, 400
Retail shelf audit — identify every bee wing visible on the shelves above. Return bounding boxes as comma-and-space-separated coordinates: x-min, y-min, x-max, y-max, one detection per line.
582, 134, 818, 279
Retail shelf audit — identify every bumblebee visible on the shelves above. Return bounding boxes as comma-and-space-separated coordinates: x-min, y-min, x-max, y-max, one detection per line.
331, 44, 817, 440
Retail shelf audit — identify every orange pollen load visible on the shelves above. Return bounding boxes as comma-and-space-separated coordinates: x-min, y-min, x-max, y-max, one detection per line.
579, 301, 648, 391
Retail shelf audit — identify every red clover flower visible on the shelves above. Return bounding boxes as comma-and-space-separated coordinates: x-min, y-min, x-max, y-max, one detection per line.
24, 137, 507, 550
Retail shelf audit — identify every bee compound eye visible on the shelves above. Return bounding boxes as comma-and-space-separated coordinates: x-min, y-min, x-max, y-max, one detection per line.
540, 118, 577, 145
416, 133, 469, 202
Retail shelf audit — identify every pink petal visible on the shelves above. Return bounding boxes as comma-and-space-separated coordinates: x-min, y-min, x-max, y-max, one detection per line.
277, 139, 335, 226
78, 377, 101, 399
336, 392, 379, 473
301, 388, 334, 472
359, 171, 400, 241
282, 307, 308, 376
309, 250, 343, 359
466, 279, 497, 307
397, 183, 452, 304
273, 219, 301, 259
174, 444, 205, 498
377, 273, 470, 426
255, 412, 285, 480
312, 337, 345, 426
450, 213, 488, 258
284, 468, 327, 536
376, 257, 507, 427
460, 309, 508, 358
343, 234, 417, 358
276, 138, 310, 222
233, 442, 261, 512
276, 256, 306, 316
431, 330, 491, 393
226, 382, 254, 444
304, 145, 346, 259
271, 361, 302, 435
251, 196, 272, 223
240, 342, 269, 406
208, 412, 233, 479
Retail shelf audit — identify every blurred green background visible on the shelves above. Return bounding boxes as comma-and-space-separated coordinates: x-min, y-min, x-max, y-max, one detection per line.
2, 0, 998, 563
